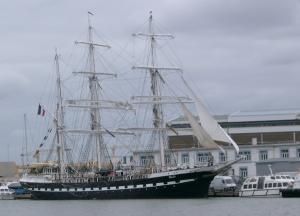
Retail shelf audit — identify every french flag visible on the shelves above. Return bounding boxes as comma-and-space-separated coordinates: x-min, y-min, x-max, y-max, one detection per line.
37, 104, 46, 116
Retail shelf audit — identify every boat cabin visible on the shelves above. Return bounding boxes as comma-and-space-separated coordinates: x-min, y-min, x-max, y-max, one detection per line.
239, 175, 294, 197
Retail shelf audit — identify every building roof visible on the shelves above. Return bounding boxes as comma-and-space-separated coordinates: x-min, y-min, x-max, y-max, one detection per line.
227, 109, 300, 122
169, 109, 300, 124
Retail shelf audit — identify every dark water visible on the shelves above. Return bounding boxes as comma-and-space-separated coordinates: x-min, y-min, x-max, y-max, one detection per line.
1, 198, 300, 216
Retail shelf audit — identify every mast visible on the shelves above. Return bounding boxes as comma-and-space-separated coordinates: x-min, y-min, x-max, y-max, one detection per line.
54, 50, 66, 177
23, 113, 29, 166
148, 12, 166, 169
132, 12, 177, 169
87, 13, 104, 170
73, 12, 111, 170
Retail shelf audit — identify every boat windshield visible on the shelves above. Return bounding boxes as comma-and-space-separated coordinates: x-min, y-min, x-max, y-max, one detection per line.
225, 179, 233, 184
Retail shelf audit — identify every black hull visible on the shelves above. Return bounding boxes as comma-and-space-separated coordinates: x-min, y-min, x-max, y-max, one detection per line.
21, 169, 215, 200
21, 161, 238, 200
281, 188, 300, 198
29, 177, 212, 200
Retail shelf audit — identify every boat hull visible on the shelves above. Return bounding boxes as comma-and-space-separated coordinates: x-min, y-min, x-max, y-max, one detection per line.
281, 188, 300, 197
21, 168, 216, 200
239, 189, 281, 197
0, 193, 15, 200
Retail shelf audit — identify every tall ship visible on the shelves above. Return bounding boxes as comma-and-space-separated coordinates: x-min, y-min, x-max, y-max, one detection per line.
20, 12, 240, 200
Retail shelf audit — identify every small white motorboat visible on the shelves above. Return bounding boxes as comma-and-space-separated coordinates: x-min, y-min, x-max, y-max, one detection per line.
0, 184, 15, 200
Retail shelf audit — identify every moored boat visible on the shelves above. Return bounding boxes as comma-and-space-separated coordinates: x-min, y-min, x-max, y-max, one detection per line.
0, 184, 15, 200
239, 174, 294, 197
7, 182, 31, 199
20, 12, 240, 200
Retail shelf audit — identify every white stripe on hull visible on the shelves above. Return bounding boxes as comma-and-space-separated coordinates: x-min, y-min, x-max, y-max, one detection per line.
29, 179, 195, 193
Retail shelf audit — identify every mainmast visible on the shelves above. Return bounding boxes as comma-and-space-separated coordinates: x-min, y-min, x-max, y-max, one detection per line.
73, 12, 112, 170
87, 13, 104, 170
54, 51, 66, 178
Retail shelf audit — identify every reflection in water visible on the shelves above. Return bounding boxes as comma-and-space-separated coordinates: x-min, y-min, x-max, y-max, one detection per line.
1, 198, 300, 216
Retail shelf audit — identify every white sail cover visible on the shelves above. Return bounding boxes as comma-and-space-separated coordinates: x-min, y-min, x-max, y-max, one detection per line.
181, 76, 239, 154
180, 102, 225, 152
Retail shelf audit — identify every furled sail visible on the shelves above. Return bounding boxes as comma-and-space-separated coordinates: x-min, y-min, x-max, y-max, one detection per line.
181, 76, 239, 154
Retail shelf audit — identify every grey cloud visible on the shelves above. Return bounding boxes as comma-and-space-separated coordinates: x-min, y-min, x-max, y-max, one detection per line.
1, 0, 300, 161
163, 0, 298, 35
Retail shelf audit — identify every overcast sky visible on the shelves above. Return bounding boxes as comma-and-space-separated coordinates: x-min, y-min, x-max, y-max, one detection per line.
1, 0, 300, 162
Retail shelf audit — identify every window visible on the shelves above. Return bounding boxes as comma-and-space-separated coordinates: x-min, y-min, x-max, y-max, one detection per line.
253, 184, 257, 189
297, 149, 300, 158
259, 150, 268, 161
182, 153, 189, 164
243, 185, 248, 189
165, 154, 171, 165
225, 179, 233, 184
123, 156, 127, 164
239, 151, 251, 161
265, 184, 268, 188
140, 155, 154, 166
219, 152, 227, 163
130, 156, 134, 162
278, 183, 282, 187
140, 156, 146, 166
268, 183, 272, 188
249, 184, 252, 189
280, 149, 289, 158
273, 183, 277, 187
197, 152, 209, 163
239, 167, 248, 178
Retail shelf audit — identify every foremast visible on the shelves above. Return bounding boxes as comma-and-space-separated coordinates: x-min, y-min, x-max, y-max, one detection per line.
148, 13, 166, 169
133, 12, 182, 170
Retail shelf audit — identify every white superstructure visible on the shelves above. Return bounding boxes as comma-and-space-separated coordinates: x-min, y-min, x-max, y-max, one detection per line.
239, 174, 294, 197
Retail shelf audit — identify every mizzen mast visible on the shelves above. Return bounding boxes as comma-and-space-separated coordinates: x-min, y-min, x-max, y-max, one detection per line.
54, 50, 66, 178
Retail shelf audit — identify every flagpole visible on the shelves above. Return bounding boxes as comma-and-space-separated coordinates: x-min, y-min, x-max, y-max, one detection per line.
24, 114, 29, 166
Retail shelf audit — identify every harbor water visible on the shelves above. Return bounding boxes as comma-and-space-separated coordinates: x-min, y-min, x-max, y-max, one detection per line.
1, 198, 300, 216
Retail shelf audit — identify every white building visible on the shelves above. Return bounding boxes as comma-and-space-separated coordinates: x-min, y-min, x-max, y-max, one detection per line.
130, 109, 300, 178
